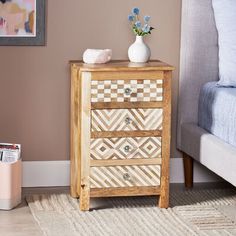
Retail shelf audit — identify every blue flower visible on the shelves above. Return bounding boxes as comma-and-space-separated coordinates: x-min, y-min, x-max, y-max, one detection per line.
128, 14, 135, 22
144, 15, 151, 22
132, 7, 140, 15
142, 24, 150, 33
135, 21, 142, 28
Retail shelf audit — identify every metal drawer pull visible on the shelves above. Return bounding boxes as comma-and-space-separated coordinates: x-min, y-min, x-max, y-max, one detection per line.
125, 117, 132, 124
123, 173, 131, 181
124, 145, 131, 152
124, 88, 132, 95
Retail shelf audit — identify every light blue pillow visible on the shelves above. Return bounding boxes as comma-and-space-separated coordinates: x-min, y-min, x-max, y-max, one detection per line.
212, 0, 236, 87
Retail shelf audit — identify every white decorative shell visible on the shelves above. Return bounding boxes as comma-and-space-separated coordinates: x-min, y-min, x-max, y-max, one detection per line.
83, 49, 112, 64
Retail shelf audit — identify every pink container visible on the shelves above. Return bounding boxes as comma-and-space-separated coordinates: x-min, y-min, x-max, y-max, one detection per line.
0, 160, 22, 210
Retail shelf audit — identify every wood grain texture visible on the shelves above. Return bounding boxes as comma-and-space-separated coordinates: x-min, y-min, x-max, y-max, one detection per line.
69, 60, 175, 72
90, 71, 164, 80
158, 71, 172, 208
90, 158, 162, 167
70, 64, 80, 198
90, 186, 161, 197
79, 72, 91, 211
91, 130, 162, 138
91, 101, 163, 109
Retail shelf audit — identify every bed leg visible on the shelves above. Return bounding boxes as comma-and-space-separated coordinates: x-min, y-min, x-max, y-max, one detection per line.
183, 153, 193, 188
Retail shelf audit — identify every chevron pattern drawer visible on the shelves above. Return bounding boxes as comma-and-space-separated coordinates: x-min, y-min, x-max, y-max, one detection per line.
90, 165, 161, 188
91, 80, 163, 102
91, 137, 162, 160
92, 108, 163, 132
70, 60, 173, 211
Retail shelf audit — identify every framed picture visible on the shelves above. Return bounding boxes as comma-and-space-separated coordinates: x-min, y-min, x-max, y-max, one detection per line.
0, 0, 46, 46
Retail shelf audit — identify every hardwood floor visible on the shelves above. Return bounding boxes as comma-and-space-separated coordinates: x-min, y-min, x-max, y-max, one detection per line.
0, 200, 42, 236
0, 184, 232, 236
0, 187, 69, 236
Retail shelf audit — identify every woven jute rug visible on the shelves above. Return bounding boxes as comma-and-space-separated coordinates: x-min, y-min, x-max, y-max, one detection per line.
26, 188, 236, 236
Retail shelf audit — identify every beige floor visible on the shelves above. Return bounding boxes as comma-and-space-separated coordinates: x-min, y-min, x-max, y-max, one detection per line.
0, 187, 69, 236
0, 183, 233, 236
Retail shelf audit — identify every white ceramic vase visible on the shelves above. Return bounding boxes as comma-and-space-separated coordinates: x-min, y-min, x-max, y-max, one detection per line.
128, 35, 151, 63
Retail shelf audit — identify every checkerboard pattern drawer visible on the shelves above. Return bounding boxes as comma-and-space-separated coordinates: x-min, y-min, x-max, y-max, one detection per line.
90, 165, 161, 188
91, 108, 163, 132
91, 137, 161, 160
91, 80, 163, 103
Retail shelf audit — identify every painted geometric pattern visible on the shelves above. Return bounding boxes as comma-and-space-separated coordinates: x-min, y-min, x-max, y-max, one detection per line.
90, 137, 162, 160
92, 109, 163, 131
91, 80, 163, 102
90, 165, 161, 188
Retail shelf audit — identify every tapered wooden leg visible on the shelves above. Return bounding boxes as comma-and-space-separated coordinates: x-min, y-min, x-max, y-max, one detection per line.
183, 153, 193, 188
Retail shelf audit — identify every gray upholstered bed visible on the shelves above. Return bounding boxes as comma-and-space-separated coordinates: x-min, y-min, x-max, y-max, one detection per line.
178, 0, 236, 187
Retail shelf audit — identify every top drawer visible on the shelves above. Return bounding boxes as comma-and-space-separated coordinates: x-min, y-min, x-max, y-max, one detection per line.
91, 80, 163, 103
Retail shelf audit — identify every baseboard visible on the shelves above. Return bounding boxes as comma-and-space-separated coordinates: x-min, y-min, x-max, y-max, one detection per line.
22, 161, 70, 187
22, 159, 221, 187
169, 158, 222, 184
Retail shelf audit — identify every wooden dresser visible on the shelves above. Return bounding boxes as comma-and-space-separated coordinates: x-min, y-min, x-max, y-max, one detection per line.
70, 60, 174, 211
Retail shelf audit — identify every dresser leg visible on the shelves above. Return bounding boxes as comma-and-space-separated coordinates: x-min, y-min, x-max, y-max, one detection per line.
158, 194, 169, 208
158, 176, 169, 208
79, 184, 90, 211
79, 71, 91, 211
183, 153, 194, 188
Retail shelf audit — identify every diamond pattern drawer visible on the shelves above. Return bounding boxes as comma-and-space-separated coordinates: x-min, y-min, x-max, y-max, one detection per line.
91, 137, 161, 160
90, 165, 161, 188
91, 108, 163, 132
91, 80, 163, 103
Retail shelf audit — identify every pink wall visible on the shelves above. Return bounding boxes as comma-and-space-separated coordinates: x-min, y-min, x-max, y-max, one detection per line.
0, 0, 181, 161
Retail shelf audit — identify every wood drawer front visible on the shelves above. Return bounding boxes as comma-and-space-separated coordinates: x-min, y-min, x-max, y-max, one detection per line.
91, 80, 163, 103
92, 108, 163, 132
91, 137, 161, 160
90, 165, 161, 188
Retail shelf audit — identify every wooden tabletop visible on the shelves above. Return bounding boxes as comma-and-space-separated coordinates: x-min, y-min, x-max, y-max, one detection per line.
70, 60, 174, 72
